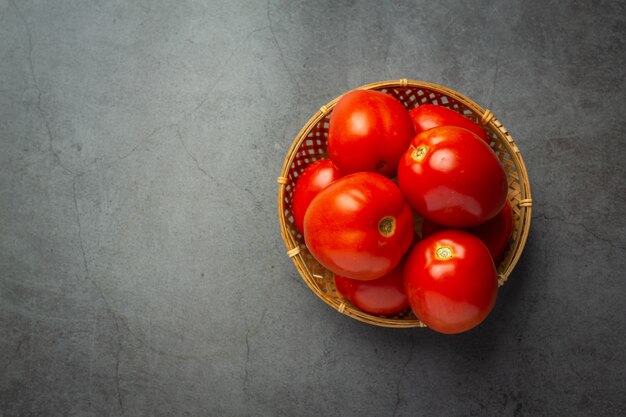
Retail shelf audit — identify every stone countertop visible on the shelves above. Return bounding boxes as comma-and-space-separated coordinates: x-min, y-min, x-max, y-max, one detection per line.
1, 0, 625, 416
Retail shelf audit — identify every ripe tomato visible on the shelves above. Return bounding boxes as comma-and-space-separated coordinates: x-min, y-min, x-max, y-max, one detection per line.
398, 126, 508, 227
291, 159, 342, 234
404, 230, 497, 334
328, 90, 414, 177
409, 104, 489, 143
421, 200, 514, 261
304, 172, 414, 281
335, 258, 409, 316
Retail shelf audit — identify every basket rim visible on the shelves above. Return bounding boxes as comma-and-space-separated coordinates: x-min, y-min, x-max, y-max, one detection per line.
277, 79, 532, 329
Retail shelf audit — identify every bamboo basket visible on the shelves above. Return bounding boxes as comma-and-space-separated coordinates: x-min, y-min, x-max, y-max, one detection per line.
277, 79, 532, 328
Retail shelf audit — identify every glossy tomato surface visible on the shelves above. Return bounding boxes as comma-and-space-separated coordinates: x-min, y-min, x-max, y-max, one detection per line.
409, 104, 489, 143
328, 90, 414, 177
404, 230, 497, 334
398, 126, 508, 227
335, 258, 409, 316
291, 159, 342, 234
421, 200, 514, 261
304, 172, 414, 281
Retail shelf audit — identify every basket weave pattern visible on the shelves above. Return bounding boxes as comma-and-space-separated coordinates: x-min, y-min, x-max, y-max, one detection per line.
277, 80, 532, 328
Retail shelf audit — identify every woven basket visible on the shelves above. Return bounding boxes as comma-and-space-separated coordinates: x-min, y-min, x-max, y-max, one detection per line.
277, 79, 532, 328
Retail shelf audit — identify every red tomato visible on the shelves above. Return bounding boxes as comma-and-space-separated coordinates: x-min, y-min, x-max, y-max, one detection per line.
328, 90, 414, 177
291, 160, 342, 234
335, 235, 420, 315
409, 104, 489, 143
398, 126, 508, 227
304, 172, 414, 281
335, 259, 409, 316
404, 230, 497, 334
421, 200, 514, 261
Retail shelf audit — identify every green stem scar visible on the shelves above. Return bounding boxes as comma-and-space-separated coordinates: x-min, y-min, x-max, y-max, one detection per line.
378, 216, 396, 237
411, 145, 429, 162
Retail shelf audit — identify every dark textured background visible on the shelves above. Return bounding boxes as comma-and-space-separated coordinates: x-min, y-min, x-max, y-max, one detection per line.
1, 0, 625, 416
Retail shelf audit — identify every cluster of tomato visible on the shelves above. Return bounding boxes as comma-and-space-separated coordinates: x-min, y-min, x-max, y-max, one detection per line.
291, 89, 511, 334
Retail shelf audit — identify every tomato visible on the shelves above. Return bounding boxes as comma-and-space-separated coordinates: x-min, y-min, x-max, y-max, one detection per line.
304, 172, 414, 281
404, 230, 497, 334
335, 258, 409, 316
291, 160, 342, 234
409, 104, 489, 143
335, 235, 419, 315
421, 200, 513, 261
398, 126, 508, 227
328, 90, 414, 177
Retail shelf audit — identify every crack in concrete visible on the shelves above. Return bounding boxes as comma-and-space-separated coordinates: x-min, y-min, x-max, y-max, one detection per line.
250, 272, 282, 334
392, 333, 414, 417
81, 25, 269, 176
8, 2, 271, 180
82, 123, 177, 175
6, 5, 274, 412
114, 316, 125, 416
72, 177, 90, 277
176, 128, 214, 180
90, 276, 127, 415
8, 6, 273, 407
72, 174, 204, 364
267, 0, 302, 100
72, 175, 126, 415
237, 277, 280, 394
87, 319, 96, 406
175, 128, 263, 211
10, 0, 73, 176
0, 334, 29, 374
533, 213, 625, 251
73, 181, 100, 405
243, 322, 251, 392
9, 2, 269, 178
173, 24, 269, 126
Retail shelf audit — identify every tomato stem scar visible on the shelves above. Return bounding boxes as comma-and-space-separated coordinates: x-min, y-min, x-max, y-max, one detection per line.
435, 245, 454, 260
411, 145, 429, 162
378, 216, 396, 237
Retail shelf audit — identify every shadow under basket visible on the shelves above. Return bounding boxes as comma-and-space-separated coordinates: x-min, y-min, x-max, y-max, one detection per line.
277, 79, 532, 328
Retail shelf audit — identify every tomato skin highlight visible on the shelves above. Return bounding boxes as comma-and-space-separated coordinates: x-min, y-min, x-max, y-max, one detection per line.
334, 258, 409, 316
304, 172, 414, 281
404, 230, 498, 334
328, 90, 415, 177
398, 126, 508, 228
291, 160, 342, 234
421, 200, 514, 261
409, 104, 490, 144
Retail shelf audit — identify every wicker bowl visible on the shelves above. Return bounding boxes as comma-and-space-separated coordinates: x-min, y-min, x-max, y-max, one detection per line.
277, 79, 532, 328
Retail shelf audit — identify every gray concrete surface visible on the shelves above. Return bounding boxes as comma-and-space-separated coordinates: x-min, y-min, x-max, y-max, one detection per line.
1, 0, 625, 416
